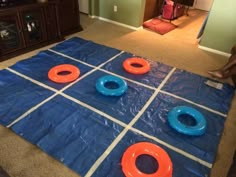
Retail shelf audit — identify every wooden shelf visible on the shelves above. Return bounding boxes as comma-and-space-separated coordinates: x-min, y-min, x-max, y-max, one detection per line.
0, 0, 82, 61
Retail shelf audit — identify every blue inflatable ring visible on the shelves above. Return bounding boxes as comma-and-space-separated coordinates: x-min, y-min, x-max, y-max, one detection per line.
96, 75, 128, 96
167, 106, 207, 136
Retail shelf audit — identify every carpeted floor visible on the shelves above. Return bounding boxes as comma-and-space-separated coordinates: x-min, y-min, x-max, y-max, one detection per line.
0, 9, 235, 177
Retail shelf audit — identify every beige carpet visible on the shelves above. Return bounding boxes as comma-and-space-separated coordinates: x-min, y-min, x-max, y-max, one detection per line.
0, 10, 235, 177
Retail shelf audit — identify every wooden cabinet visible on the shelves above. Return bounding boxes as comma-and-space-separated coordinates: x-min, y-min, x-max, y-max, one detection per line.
0, 11, 25, 56
43, 3, 61, 41
56, 0, 82, 36
20, 5, 47, 47
0, 2, 61, 60
0, 1, 82, 61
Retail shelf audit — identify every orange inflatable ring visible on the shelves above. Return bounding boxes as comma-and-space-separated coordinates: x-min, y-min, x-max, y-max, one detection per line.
121, 142, 172, 177
123, 57, 150, 74
48, 64, 80, 83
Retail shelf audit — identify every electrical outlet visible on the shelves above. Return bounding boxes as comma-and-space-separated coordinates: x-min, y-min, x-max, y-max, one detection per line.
114, 5, 117, 12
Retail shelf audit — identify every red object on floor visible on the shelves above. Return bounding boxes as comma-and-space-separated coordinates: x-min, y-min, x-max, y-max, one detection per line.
143, 18, 176, 35
162, 3, 185, 20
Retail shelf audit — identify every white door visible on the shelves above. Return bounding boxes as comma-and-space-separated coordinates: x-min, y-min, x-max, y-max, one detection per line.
79, 0, 89, 14
194, 0, 214, 11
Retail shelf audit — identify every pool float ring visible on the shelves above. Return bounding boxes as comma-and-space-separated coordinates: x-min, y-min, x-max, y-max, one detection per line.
123, 57, 150, 75
168, 106, 207, 136
48, 64, 80, 83
122, 142, 172, 177
96, 75, 128, 96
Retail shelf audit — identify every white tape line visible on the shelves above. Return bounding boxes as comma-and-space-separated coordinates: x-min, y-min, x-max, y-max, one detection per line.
6, 66, 96, 128
6, 93, 58, 128
5, 51, 123, 127
7, 66, 213, 170
60, 92, 128, 128
48, 49, 95, 69
50, 49, 155, 90
48, 49, 124, 70
6, 68, 58, 93
49, 49, 228, 117
62, 85, 213, 170
6, 68, 61, 128
160, 90, 227, 117
130, 127, 212, 168
84, 68, 176, 177
58, 52, 124, 92
6, 50, 222, 170
99, 68, 155, 90
6, 67, 128, 129
84, 127, 130, 177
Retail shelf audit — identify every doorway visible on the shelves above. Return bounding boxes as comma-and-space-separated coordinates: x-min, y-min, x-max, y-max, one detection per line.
142, 0, 214, 44
194, 0, 214, 11
79, 0, 89, 14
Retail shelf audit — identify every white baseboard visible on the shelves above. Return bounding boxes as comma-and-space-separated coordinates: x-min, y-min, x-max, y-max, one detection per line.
198, 45, 231, 57
89, 15, 142, 30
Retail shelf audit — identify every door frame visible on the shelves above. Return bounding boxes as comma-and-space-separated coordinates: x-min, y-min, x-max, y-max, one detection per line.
79, 0, 89, 14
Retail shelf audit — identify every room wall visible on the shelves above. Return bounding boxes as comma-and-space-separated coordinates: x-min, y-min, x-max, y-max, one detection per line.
89, 0, 235, 53
90, 0, 145, 27
200, 0, 236, 53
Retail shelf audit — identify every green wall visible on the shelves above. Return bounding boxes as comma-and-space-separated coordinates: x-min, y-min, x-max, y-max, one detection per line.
89, 0, 236, 53
90, 0, 145, 27
200, 0, 236, 53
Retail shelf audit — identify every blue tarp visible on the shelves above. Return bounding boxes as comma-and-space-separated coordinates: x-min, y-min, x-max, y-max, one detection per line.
0, 37, 235, 177
10, 50, 93, 90
0, 70, 54, 126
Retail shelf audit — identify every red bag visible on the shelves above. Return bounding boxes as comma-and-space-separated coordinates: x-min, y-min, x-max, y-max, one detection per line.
162, 1, 185, 20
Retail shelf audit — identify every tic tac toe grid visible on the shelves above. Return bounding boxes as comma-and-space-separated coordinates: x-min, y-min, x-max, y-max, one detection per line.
0, 37, 235, 177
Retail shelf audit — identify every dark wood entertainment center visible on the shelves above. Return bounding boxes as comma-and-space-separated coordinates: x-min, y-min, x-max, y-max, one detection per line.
0, 0, 82, 61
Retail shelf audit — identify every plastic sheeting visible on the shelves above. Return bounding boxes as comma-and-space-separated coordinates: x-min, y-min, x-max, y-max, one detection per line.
92, 131, 211, 177
10, 50, 93, 90
134, 93, 225, 163
11, 95, 124, 176
162, 69, 234, 114
64, 70, 154, 124
0, 37, 235, 177
50, 37, 121, 66
0, 70, 54, 126
102, 52, 173, 88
